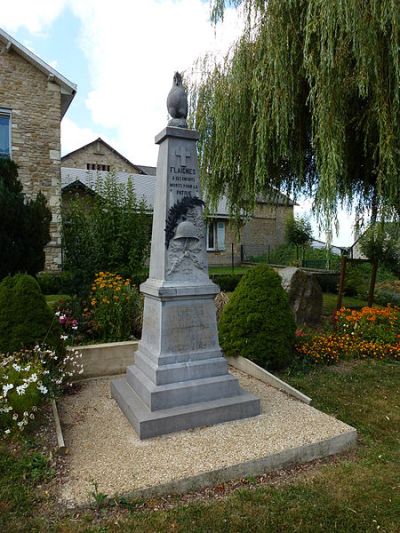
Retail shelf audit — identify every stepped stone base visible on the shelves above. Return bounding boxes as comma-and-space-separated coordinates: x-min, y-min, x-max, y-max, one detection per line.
111, 376, 260, 440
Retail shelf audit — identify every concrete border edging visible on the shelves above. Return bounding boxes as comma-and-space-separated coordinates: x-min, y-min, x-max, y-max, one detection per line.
51, 399, 66, 455
107, 429, 357, 503
226, 356, 312, 404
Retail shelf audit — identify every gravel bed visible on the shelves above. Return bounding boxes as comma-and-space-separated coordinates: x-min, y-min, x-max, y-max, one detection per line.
58, 369, 354, 506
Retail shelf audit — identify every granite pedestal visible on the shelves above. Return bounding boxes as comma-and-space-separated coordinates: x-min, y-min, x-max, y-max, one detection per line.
111, 126, 260, 439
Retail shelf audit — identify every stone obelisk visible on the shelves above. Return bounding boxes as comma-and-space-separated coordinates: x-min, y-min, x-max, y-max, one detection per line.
111, 72, 260, 439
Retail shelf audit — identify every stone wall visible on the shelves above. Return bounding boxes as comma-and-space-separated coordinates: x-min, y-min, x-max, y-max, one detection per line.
62, 141, 140, 173
207, 203, 293, 265
0, 43, 62, 270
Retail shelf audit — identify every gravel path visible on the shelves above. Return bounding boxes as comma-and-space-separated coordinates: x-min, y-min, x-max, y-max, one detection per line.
58, 369, 354, 506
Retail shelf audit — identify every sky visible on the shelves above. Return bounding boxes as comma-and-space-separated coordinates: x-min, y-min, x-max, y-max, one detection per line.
2, 0, 355, 247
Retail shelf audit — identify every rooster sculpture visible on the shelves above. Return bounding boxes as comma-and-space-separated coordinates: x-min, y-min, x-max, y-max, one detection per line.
167, 72, 188, 127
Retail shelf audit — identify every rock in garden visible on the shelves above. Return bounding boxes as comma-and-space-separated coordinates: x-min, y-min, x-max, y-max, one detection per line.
278, 267, 322, 326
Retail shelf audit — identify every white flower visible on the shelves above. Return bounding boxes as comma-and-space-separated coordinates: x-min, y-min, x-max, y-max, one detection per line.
5, 429, 11, 435
12, 363, 21, 372
16, 385, 26, 396
60, 335, 68, 341
2, 384, 14, 396
23, 411, 28, 417
32, 406, 38, 412
24, 365, 31, 372
29, 413, 35, 420
55, 311, 61, 317
38, 384, 48, 394
43, 370, 50, 375
17, 421, 24, 428
12, 413, 18, 420
30, 373, 38, 383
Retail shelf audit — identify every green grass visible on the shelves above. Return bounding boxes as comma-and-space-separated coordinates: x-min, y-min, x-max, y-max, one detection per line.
322, 292, 370, 317
45, 294, 70, 307
1, 360, 399, 531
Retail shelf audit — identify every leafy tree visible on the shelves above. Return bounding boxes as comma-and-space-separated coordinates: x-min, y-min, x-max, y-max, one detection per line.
62, 172, 151, 286
359, 222, 400, 305
285, 214, 313, 263
0, 159, 51, 280
190, 1, 400, 231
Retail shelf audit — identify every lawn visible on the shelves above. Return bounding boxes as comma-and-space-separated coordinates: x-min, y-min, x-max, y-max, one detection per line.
1, 360, 399, 532
322, 292, 371, 317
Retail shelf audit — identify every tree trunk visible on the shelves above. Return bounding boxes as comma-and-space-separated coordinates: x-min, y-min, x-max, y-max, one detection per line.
368, 258, 378, 307
337, 255, 347, 312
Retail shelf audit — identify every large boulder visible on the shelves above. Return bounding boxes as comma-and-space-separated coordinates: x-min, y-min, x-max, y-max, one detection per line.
278, 267, 322, 326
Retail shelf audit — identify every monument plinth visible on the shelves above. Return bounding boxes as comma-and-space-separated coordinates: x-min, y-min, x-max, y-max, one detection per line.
111, 74, 260, 439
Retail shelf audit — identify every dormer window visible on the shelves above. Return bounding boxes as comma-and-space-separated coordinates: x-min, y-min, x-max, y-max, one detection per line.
0, 108, 11, 158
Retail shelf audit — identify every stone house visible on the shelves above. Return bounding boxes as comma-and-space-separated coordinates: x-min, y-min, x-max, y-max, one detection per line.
61, 139, 294, 266
61, 137, 147, 175
0, 27, 76, 270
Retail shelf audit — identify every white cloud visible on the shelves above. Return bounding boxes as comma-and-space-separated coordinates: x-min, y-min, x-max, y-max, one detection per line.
61, 116, 102, 156
1, 0, 67, 35
67, 0, 244, 165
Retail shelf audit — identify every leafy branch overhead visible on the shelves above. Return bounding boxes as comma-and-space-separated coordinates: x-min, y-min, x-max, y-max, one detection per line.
190, 0, 400, 229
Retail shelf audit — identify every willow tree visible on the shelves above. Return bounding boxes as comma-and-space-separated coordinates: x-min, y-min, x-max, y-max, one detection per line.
190, 0, 400, 232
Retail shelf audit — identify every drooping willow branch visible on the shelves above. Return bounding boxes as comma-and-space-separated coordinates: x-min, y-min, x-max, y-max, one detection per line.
190, 0, 400, 231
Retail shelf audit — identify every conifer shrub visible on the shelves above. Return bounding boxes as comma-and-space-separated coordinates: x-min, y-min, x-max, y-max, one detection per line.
218, 265, 296, 370
0, 274, 61, 354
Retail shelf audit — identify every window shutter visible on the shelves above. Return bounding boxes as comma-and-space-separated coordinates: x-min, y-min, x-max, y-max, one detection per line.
217, 222, 225, 251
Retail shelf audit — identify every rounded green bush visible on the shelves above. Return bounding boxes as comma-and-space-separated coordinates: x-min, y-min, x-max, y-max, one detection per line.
0, 274, 61, 353
218, 265, 296, 370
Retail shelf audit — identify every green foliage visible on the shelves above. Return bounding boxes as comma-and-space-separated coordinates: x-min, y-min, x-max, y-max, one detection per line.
344, 260, 397, 297
218, 265, 296, 369
210, 273, 243, 291
255, 243, 341, 270
0, 159, 51, 280
285, 215, 312, 248
0, 275, 61, 353
0, 346, 83, 437
192, 1, 400, 230
374, 280, 400, 306
62, 172, 151, 288
36, 271, 93, 296
359, 222, 400, 272
89, 272, 142, 342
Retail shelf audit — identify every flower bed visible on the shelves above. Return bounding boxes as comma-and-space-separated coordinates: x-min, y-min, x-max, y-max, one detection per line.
296, 305, 400, 365
0, 346, 83, 438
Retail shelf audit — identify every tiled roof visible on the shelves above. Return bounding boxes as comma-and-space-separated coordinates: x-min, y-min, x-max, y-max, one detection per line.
61, 168, 293, 217
61, 168, 156, 208
135, 165, 156, 176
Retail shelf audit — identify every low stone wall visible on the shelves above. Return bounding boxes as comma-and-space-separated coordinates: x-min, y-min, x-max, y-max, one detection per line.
68, 341, 138, 379
69, 341, 310, 404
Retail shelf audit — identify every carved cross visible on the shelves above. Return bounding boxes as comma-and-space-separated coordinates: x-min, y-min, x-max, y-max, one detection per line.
175, 146, 191, 167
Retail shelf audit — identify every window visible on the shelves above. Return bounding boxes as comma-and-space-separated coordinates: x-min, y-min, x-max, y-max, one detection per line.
86, 163, 110, 171
207, 220, 225, 251
0, 109, 11, 158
